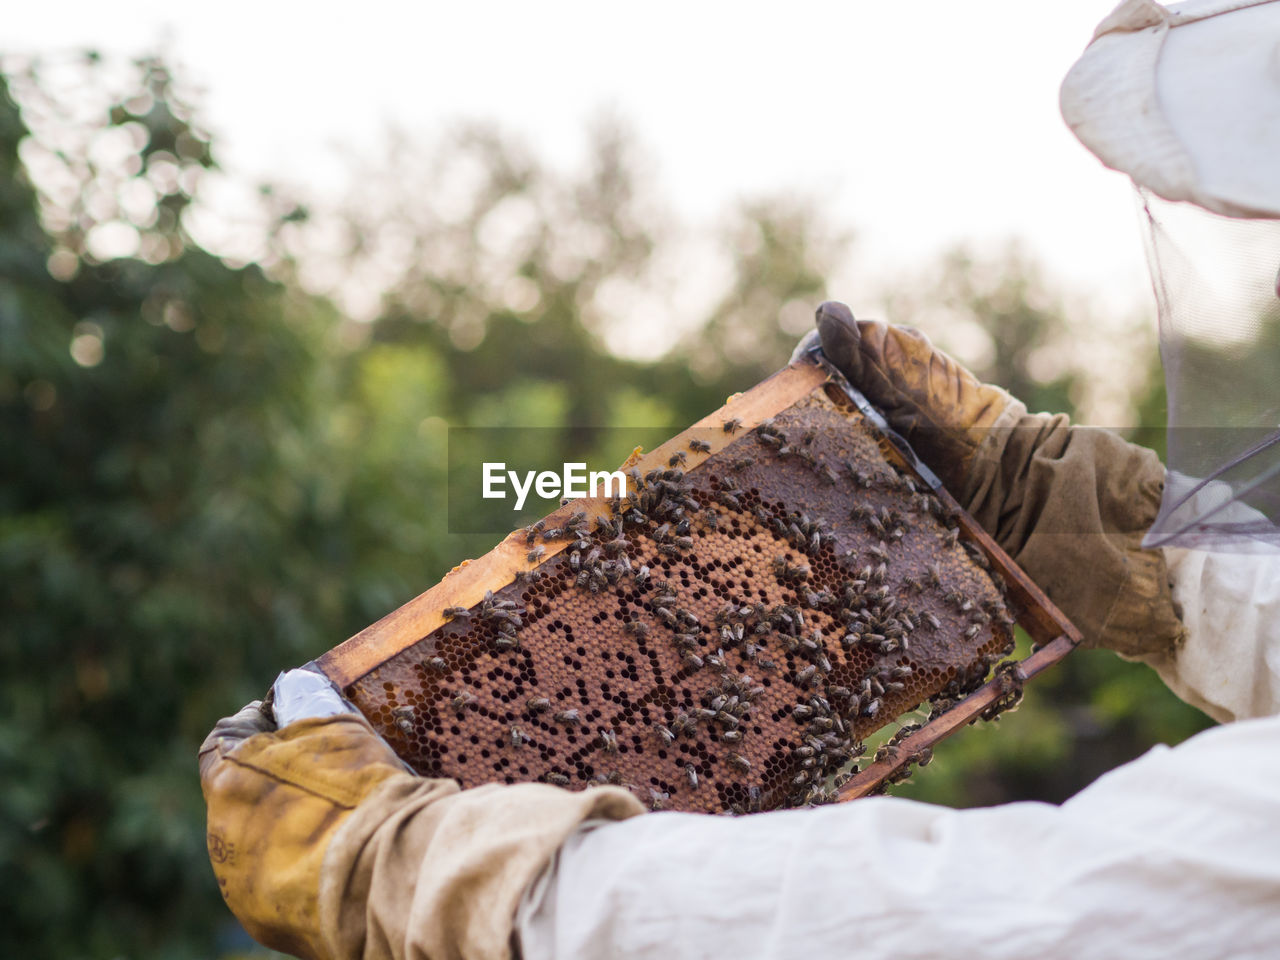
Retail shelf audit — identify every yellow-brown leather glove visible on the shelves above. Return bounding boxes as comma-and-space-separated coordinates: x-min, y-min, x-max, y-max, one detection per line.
199, 708, 408, 959
199, 693, 645, 960
813, 300, 1185, 658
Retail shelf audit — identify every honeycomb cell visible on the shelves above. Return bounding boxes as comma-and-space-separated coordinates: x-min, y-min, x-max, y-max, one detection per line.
344, 390, 1018, 814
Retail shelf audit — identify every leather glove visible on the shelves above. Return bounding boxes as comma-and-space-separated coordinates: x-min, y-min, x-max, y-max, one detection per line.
199, 672, 645, 960
199, 703, 408, 959
808, 300, 1185, 658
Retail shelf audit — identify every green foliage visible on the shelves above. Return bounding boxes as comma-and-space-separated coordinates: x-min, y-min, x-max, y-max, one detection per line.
0, 58, 358, 957
0, 52, 1210, 959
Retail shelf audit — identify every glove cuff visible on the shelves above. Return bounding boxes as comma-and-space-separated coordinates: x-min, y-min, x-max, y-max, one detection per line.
202, 714, 412, 960
960, 408, 1185, 657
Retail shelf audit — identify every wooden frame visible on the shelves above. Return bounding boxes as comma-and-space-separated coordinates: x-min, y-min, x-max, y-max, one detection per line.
317, 355, 1083, 801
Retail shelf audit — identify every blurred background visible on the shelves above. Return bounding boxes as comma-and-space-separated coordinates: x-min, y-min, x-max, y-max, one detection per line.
1, 4, 1212, 957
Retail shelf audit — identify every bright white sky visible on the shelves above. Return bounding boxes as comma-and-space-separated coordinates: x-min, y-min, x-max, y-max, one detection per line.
8, 1, 1150, 318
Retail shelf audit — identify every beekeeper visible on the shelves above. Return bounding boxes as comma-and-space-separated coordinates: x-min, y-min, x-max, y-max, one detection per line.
199, 2, 1280, 958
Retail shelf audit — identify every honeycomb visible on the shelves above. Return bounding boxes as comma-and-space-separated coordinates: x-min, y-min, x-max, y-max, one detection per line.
336, 384, 1016, 814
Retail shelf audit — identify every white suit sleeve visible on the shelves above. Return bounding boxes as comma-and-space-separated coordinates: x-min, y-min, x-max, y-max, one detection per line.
516, 714, 1280, 960
1145, 544, 1280, 723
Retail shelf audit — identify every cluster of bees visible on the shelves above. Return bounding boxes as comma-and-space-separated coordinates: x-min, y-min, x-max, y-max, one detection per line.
351, 392, 1018, 813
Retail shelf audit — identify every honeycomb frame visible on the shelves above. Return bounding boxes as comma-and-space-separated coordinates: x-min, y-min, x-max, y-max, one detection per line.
317, 358, 1082, 813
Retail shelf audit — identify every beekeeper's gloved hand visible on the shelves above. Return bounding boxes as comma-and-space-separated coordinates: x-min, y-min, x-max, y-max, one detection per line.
198, 672, 409, 959
801, 300, 1184, 659
199, 668, 644, 960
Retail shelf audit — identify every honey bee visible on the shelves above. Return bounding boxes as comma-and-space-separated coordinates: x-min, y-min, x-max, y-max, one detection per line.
554, 709, 581, 726
653, 583, 678, 604
668, 451, 688, 467
510, 726, 527, 748
523, 519, 546, 544
598, 728, 619, 753
772, 557, 811, 582
689, 438, 712, 454
426, 657, 448, 672
442, 606, 471, 621
726, 753, 751, 773
546, 773, 570, 787
526, 696, 551, 713
527, 544, 545, 563
655, 724, 676, 745
392, 705, 415, 735
671, 712, 696, 736
729, 457, 754, 471
722, 418, 742, 434
685, 764, 699, 788
847, 464, 874, 488
451, 692, 475, 712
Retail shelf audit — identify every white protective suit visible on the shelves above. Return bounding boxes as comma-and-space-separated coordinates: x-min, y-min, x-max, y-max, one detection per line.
515, 542, 1280, 960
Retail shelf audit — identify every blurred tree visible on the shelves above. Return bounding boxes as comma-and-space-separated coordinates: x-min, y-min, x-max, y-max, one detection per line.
0, 55, 354, 957
678, 195, 850, 396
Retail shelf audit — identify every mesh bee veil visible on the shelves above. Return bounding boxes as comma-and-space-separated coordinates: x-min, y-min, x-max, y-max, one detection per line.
1140, 190, 1280, 549
1062, 0, 1280, 549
